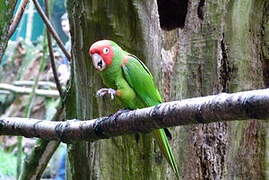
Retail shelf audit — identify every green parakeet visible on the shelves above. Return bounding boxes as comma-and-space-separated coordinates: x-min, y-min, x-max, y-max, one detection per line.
89, 40, 179, 178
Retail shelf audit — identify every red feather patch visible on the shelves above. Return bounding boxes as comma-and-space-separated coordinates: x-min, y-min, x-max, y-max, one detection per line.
89, 40, 114, 65
121, 57, 129, 66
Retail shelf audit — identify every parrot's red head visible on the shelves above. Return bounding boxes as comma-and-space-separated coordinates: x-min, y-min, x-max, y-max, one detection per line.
89, 40, 114, 71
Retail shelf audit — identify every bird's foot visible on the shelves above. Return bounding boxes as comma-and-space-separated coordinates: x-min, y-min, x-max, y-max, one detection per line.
96, 88, 116, 99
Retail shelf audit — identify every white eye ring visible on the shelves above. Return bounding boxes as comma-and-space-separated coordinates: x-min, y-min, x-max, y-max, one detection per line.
103, 47, 110, 54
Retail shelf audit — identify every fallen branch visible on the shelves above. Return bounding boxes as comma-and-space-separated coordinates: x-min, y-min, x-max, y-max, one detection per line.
0, 88, 269, 142
0, 90, 10, 94
0, 83, 59, 98
13, 81, 57, 89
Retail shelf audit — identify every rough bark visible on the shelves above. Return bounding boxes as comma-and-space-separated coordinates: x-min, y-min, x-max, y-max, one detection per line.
160, 0, 268, 179
162, 1, 229, 179
66, 0, 269, 179
225, 1, 268, 179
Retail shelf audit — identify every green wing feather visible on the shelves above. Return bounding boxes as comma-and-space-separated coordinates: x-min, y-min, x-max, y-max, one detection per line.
121, 54, 179, 178
121, 54, 162, 107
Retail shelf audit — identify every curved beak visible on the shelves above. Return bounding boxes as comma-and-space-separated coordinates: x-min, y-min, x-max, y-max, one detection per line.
91, 53, 106, 71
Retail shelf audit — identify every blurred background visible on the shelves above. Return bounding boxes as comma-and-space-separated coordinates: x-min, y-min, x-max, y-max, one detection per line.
0, 0, 69, 179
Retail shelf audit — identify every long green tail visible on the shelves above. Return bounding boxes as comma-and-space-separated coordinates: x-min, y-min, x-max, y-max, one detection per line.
153, 129, 179, 179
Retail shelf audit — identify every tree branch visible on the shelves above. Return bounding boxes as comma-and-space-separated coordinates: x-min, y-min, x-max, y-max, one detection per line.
44, 0, 63, 98
7, 0, 29, 40
19, 104, 64, 180
32, 0, 71, 61
0, 83, 59, 97
1, 88, 269, 142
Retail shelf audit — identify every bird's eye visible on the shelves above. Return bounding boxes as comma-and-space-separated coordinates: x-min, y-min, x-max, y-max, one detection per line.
103, 47, 110, 54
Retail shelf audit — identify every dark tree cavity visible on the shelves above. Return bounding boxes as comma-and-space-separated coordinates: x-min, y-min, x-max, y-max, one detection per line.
156, 0, 188, 30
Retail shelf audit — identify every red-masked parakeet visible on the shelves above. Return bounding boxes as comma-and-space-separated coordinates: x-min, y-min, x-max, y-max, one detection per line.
89, 40, 179, 178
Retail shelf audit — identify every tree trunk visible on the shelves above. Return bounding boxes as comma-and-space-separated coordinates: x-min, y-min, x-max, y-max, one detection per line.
66, 0, 269, 179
